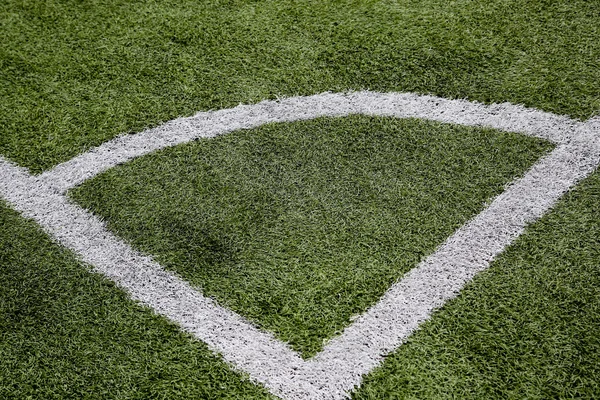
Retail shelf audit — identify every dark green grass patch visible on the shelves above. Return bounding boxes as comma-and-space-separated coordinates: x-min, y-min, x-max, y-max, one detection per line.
0, 202, 272, 399
71, 115, 552, 357
1, 0, 598, 172
354, 167, 600, 399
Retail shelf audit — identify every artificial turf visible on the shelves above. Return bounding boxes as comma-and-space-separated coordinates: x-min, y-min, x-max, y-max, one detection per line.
1, 0, 599, 172
71, 115, 552, 356
354, 168, 600, 400
1, 0, 599, 397
0, 201, 273, 399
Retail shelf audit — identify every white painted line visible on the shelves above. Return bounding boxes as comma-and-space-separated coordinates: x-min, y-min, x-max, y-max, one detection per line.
37, 91, 583, 194
311, 125, 600, 393
1, 93, 598, 400
0, 158, 323, 398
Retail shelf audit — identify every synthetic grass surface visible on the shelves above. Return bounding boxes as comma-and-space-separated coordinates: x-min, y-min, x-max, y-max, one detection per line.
355, 169, 600, 399
71, 115, 552, 356
2, 0, 599, 397
1, 0, 599, 172
0, 201, 272, 399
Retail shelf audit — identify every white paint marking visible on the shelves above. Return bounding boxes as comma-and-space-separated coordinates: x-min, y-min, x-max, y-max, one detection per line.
312, 127, 600, 392
1, 92, 598, 400
0, 159, 320, 397
38, 91, 583, 194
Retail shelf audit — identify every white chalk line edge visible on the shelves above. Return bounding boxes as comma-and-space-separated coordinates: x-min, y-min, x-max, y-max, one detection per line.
1, 91, 599, 400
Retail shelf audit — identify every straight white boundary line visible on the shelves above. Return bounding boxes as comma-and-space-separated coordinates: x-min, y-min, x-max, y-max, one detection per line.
1, 92, 599, 400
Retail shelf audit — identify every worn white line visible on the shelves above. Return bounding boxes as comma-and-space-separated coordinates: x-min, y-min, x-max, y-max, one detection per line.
38, 91, 583, 194
1, 93, 598, 400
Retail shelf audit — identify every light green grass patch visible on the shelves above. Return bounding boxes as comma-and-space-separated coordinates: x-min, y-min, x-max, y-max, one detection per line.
1, 0, 598, 172
71, 115, 552, 357
355, 169, 600, 400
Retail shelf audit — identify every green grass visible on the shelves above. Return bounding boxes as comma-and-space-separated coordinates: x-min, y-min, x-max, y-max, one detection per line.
71, 115, 552, 356
1, 0, 599, 397
0, 201, 273, 399
354, 167, 600, 399
1, 0, 599, 172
